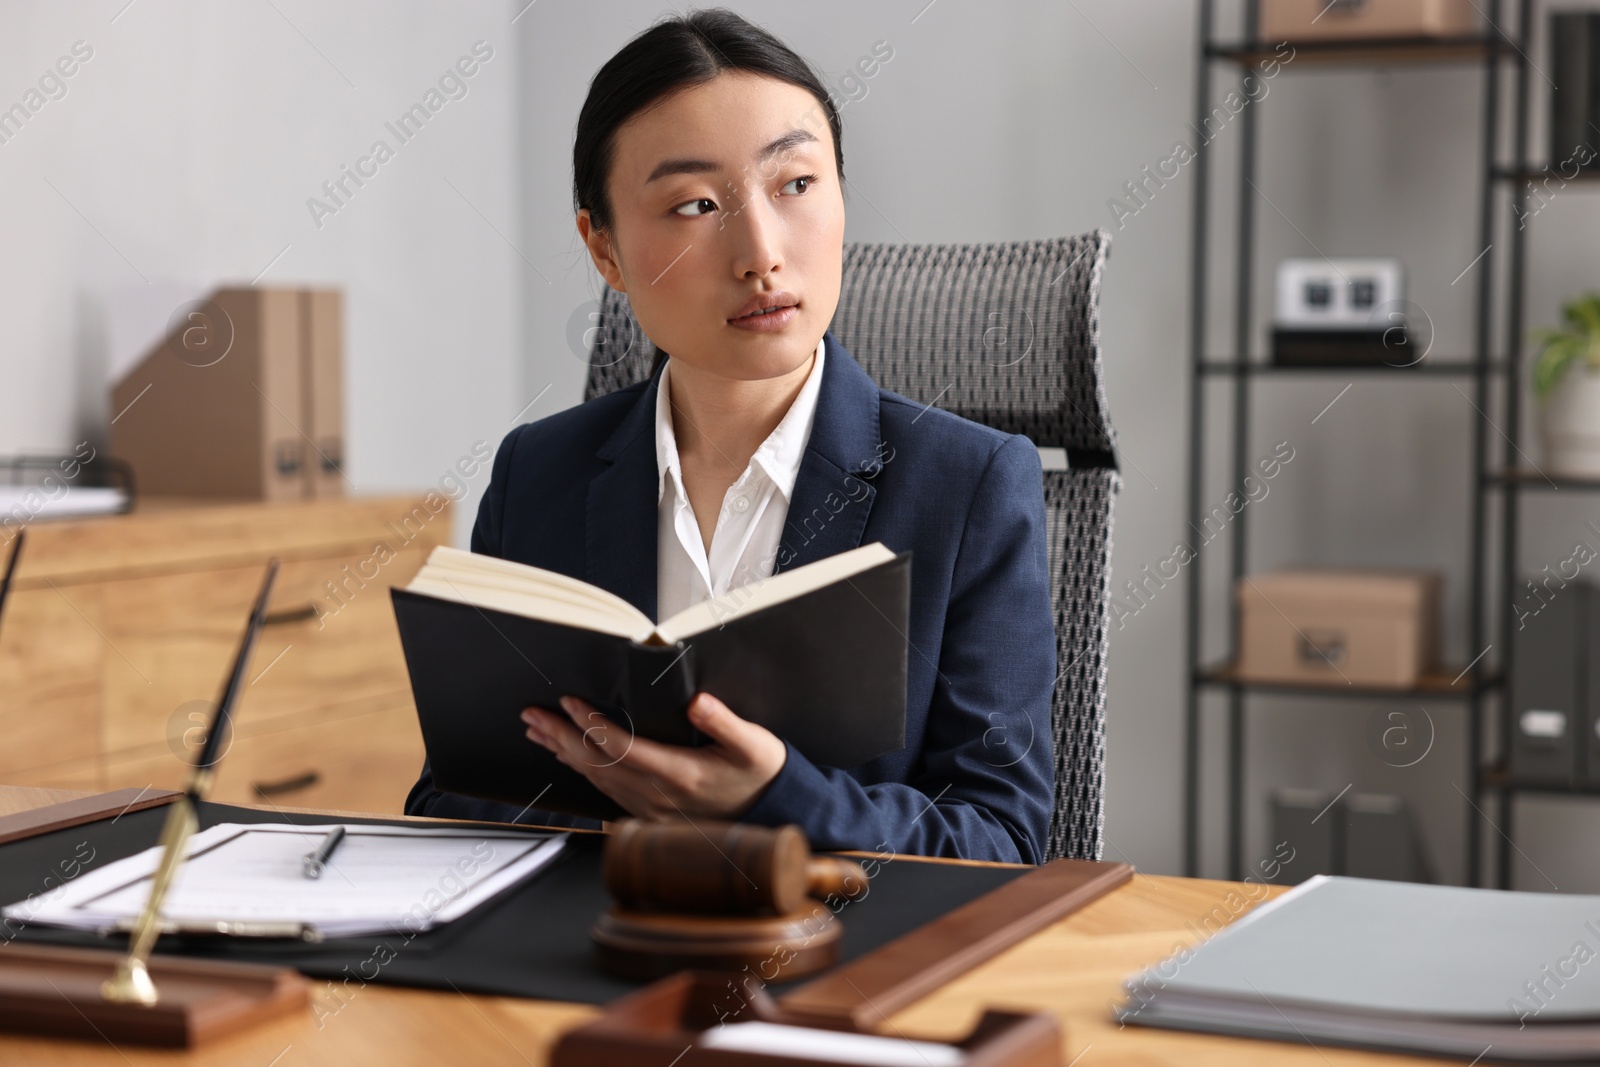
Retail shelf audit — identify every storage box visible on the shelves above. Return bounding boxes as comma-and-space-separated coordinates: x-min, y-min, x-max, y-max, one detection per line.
1268, 788, 1337, 884
1235, 568, 1442, 688
1268, 788, 1434, 884
109, 287, 345, 501
1260, 0, 1480, 41
1509, 578, 1598, 785
1342, 793, 1433, 883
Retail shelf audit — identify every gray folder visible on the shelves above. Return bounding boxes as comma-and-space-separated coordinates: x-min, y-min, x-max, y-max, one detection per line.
1118, 875, 1600, 1060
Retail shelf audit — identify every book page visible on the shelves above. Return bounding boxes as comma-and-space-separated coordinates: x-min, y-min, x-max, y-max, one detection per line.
653, 542, 897, 644
404, 543, 898, 644
406, 575, 649, 640
406, 545, 654, 639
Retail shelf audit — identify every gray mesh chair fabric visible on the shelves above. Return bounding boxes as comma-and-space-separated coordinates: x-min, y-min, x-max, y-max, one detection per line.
582, 232, 1119, 863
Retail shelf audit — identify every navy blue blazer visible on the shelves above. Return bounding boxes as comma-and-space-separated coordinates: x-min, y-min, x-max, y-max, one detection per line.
403, 330, 1058, 864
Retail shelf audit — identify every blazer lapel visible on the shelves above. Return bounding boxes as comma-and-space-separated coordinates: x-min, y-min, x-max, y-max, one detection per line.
775, 331, 886, 575
587, 361, 663, 623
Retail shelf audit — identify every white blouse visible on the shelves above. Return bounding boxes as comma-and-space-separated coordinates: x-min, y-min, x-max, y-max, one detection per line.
654, 336, 826, 623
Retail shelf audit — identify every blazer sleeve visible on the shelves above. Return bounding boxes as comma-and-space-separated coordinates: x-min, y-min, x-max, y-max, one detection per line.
739, 433, 1058, 864
469, 422, 521, 560
403, 425, 520, 821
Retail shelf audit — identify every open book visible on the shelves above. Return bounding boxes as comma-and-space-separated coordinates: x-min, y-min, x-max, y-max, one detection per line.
391, 542, 911, 819
405, 542, 898, 645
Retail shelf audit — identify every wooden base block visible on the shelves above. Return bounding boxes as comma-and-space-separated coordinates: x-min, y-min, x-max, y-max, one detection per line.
592, 902, 842, 982
552, 971, 1066, 1067
0, 944, 309, 1047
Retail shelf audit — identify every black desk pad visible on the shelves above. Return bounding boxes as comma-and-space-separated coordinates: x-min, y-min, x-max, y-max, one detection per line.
0, 801, 1026, 1005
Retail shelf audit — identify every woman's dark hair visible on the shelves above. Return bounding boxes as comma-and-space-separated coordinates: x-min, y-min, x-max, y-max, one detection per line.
573, 7, 846, 237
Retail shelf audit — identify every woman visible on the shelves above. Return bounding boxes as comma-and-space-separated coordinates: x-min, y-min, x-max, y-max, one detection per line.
405, 8, 1057, 864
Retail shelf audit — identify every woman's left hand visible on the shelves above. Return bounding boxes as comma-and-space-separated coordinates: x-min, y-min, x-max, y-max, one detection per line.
520, 692, 787, 820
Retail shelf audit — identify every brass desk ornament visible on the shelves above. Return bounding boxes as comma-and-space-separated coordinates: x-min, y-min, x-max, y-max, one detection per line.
0, 529, 23, 641
0, 559, 311, 1046
100, 558, 279, 1006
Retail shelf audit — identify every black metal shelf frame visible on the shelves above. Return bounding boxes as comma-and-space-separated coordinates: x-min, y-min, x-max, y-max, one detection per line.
1479, 768, 1600, 797
1182, 0, 1534, 888
1206, 33, 1519, 66
1197, 360, 1502, 376
1193, 665, 1502, 701
1494, 0, 1543, 891
1485, 471, 1600, 490
1493, 166, 1600, 183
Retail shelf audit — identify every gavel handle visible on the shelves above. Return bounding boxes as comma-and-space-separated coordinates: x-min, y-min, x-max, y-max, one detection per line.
805, 856, 870, 902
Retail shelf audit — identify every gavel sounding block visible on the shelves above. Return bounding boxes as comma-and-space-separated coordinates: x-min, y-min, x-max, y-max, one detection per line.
592, 821, 868, 982
551, 971, 1065, 1067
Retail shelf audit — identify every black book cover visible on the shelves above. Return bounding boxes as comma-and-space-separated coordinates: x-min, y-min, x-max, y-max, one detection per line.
1271, 328, 1415, 368
391, 550, 911, 819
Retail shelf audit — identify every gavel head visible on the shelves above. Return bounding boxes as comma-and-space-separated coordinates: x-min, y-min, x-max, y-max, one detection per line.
593, 821, 872, 981
603, 819, 810, 915
603, 819, 868, 916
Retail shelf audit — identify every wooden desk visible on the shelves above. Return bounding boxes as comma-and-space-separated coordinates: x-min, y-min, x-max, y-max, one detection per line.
0, 786, 1441, 1066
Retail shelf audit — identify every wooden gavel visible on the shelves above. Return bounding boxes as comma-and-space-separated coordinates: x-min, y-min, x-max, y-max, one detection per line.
602, 819, 870, 916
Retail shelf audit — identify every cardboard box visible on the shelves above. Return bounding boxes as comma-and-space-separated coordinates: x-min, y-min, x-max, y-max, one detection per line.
303, 289, 346, 499
109, 287, 345, 501
1260, 0, 1480, 41
1235, 568, 1442, 688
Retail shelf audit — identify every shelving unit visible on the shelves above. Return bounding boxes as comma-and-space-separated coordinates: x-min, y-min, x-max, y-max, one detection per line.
1477, 0, 1600, 890
1183, 1, 1526, 887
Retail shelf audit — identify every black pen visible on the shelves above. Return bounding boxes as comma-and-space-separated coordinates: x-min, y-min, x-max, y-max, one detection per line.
302, 827, 347, 880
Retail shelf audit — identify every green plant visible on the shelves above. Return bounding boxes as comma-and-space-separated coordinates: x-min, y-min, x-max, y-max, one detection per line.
1532, 293, 1600, 401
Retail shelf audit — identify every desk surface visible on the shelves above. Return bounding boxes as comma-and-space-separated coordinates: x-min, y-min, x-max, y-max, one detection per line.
0, 785, 1442, 1066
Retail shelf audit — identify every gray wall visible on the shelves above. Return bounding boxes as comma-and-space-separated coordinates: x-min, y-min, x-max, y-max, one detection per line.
0, 0, 523, 519
5, 0, 1599, 887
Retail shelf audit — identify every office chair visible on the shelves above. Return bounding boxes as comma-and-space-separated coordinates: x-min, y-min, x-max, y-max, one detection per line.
583, 232, 1120, 863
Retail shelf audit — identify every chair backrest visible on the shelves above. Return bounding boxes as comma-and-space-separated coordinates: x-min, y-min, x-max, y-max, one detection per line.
583, 232, 1120, 862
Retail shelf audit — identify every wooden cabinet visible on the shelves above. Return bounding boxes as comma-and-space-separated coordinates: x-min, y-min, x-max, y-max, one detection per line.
0, 495, 451, 815
102, 698, 428, 812
0, 586, 102, 780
